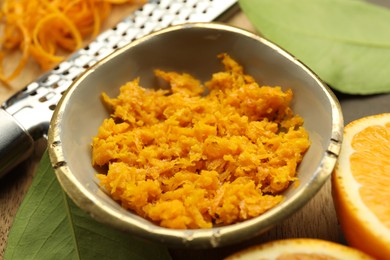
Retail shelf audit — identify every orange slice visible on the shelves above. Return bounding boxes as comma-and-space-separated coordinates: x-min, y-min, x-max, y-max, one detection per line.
226, 238, 374, 259
332, 113, 390, 259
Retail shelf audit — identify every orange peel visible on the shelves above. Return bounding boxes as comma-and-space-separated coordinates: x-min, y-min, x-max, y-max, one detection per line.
0, 0, 144, 84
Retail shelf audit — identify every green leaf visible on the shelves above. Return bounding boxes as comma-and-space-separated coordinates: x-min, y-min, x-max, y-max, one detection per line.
239, 0, 390, 95
4, 151, 172, 260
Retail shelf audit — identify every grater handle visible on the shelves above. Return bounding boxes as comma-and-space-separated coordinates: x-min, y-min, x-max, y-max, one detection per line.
0, 109, 34, 178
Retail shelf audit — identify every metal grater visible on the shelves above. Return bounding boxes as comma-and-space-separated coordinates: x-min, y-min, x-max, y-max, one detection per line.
0, 0, 238, 177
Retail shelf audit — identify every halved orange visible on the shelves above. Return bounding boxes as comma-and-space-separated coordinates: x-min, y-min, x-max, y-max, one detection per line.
226, 238, 374, 259
332, 113, 390, 260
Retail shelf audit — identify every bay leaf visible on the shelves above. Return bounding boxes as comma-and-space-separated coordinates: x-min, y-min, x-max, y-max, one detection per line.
4, 151, 172, 260
239, 0, 390, 95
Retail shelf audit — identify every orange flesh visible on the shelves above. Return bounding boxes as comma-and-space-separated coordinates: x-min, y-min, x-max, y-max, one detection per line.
332, 114, 390, 260
350, 122, 390, 229
277, 254, 337, 260
226, 238, 374, 259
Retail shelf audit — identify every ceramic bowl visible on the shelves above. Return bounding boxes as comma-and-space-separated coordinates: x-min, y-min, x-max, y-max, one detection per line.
48, 22, 343, 248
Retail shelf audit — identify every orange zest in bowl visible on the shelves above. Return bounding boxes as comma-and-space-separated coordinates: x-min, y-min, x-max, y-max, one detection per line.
92, 54, 310, 229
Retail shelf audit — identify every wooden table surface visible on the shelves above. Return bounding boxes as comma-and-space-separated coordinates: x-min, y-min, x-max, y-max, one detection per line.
1, 3, 389, 259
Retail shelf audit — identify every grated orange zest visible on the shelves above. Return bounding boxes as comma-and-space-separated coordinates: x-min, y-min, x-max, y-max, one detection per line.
92, 54, 311, 229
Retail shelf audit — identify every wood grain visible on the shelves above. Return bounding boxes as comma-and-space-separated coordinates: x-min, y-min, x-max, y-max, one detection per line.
0, 8, 344, 259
